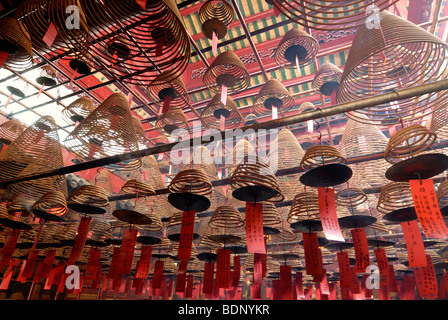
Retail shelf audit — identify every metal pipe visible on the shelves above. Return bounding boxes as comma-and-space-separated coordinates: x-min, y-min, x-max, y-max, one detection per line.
2, 78, 448, 186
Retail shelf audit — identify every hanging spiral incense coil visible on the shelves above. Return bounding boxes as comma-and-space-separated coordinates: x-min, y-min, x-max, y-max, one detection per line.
200, 94, 242, 130
64, 93, 141, 172
132, 116, 150, 149
229, 158, 284, 202
376, 181, 414, 214
287, 192, 320, 224
312, 61, 343, 96
69, 0, 191, 86
69, 185, 109, 208
384, 125, 437, 164
0, 119, 23, 145
335, 188, 367, 208
61, 97, 95, 126
155, 107, 190, 136
203, 50, 250, 93
261, 202, 282, 228
146, 71, 189, 110
199, 0, 235, 40
121, 179, 156, 197
270, 0, 398, 30
168, 168, 213, 196
88, 217, 112, 241
300, 145, 346, 171
0, 18, 33, 71
253, 79, 295, 116
274, 28, 319, 69
337, 11, 448, 126
437, 180, 448, 208
31, 190, 68, 218
209, 205, 244, 230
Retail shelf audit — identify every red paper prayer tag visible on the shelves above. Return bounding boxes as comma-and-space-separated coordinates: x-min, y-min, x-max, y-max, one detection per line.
3, 93, 12, 109
280, 265, 293, 300
220, 84, 227, 105
232, 255, 240, 287
85, 247, 102, 280
40, 249, 56, 278
203, 262, 214, 294
37, 82, 45, 99
414, 255, 438, 298
185, 274, 193, 298
330, 90, 337, 105
152, 260, 164, 289
43, 22, 58, 47
318, 187, 345, 242
401, 219, 427, 268
271, 106, 278, 120
302, 232, 323, 276
69, 216, 92, 264
337, 251, 352, 289
212, 31, 218, 56
117, 228, 138, 276
0, 230, 21, 266
350, 228, 370, 273
135, 245, 152, 279
216, 249, 231, 288
135, 0, 147, 9
107, 246, 120, 279
374, 248, 389, 286
176, 270, 187, 293
177, 211, 196, 261
409, 179, 448, 239
245, 202, 266, 254
0, 51, 9, 69
295, 272, 304, 299
161, 95, 171, 114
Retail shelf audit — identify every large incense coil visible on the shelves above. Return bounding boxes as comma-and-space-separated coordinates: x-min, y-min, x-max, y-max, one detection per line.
270, 0, 398, 30
209, 205, 244, 230
300, 145, 346, 171
135, 209, 163, 232
337, 11, 448, 126
69, 185, 109, 208
274, 28, 319, 69
199, 0, 235, 40
0, 18, 33, 71
376, 182, 414, 214
146, 71, 189, 110
198, 233, 224, 249
36, 65, 58, 87
0, 119, 23, 145
200, 94, 243, 130
349, 160, 389, 189
0, 116, 62, 181
384, 125, 437, 164
312, 61, 343, 96
273, 225, 296, 242
287, 192, 320, 224
229, 158, 284, 202
142, 155, 166, 189
271, 128, 304, 170
339, 116, 389, 159
73, 0, 190, 86
121, 179, 156, 197
88, 218, 112, 241
132, 116, 151, 149
16, 0, 89, 58
429, 98, 448, 141
64, 93, 141, 172
168, 241, 198, 259
168, 168, 213, 196
185, 146, 218, 179
227, 138, 257, 169
335, 188, 367, 208
437, 180, 448, 208
61, 97, 96, 126
261, 202, 282, 228
203, 50, 250, 93
31, 190, 68, 218
253, 79, 295, 116
155, 107, 190, 136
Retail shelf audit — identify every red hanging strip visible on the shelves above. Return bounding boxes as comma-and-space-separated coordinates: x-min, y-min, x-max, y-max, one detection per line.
409, 179, 448, 239
135, 0, 147, 9
401, 220, 427, 268
43, 22, 58, 47
161, 95, 171, 114
117, 228, 138, 276
252, 253, 264, 299
135, 245, 152, 279
388, 264, 398, 293
318, 187, 344, 241
107, 246, 120, 280
202, 262, 215, 295
350, 228, 370, 273
245, 202, 266, 254
295, 272, 304, 299
280, 265, 293, 300
0, 230, 21, 266
302, 232, 323, 277
337, 251, 352, 289
185, 274, 194, 298
374, 248, 389, 287
68, 216, 92, 265
40, 249, 56, 278
215, 248, 231, 288
0, 51, 9, 69
152, 260, 165, 289
414, 254, 438, 298
350, 266, 361, 294
231, 255, 240, 287
212, 31, 218, 56
175, 270, 187, 294
177, 211, 196, 261
85, 247, 102, 280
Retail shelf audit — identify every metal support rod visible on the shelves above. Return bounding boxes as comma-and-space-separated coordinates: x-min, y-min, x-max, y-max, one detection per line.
1, 78, 448, 186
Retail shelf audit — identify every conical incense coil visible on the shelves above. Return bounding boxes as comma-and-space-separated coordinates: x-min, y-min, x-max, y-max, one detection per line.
31, 190, 68, 218
376, 182, 414, 214
203, 50, 250, 93
64, 93, 141, 172
209, 205, 244, 229
300, 145, 346, 171
269, 0, 398, 30
0, 18, 33, 71
69, 185, 109, 208
155, 107, 190, 136
274, 28, 319, 69
384, 125, 437, 164
287, 192, 320, 224
132, 116, 150, 149
121, 179, 156, 197
253, 79, 295, 116
0, 119, 23, 145
335, 188, 367, 208
200, 94, 243, 130
271, 128, 304, 170
146, 71, 189, 110
168, 168, 213, 196
337, 11, 448, 126
61, 97, 95, 126
437, 180, 448, 208
312, 61, 342, 96
72, 0, 191, 86
199, 0, 235, 40
261, 202, 282, 228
